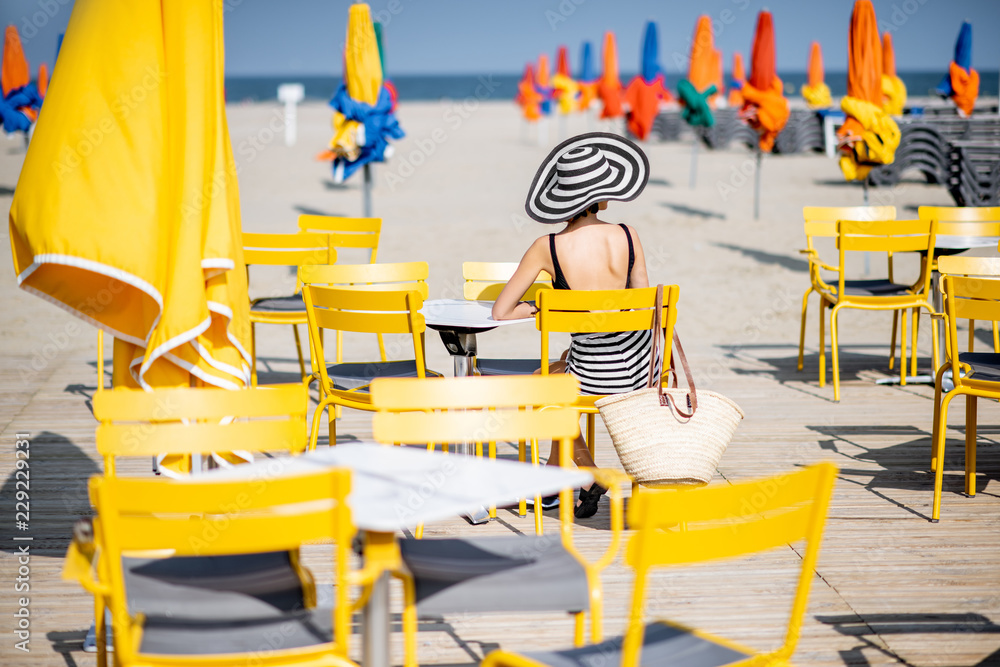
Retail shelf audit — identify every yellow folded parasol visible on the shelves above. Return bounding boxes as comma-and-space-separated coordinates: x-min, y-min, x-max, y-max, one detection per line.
10, 0, 251, 394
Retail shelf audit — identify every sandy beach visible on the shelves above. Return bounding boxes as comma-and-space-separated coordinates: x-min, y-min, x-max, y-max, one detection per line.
2, 100, 999, 666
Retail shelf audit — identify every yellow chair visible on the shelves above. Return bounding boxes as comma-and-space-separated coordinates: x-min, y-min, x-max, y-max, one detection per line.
930, 256, 1000, 521
822, 219, 938, 402
297, 214, 381, 263
537, 286, 679, 459
462, 261, 553, 375
370, 374, 629, 663
73, 384, 315, 667
299, 261, 429, 372
482, 463, 837, 667
72, 468, 357, 667
798, 206, 897, 386
243, 231, 336, 385
301, 268, 442, 449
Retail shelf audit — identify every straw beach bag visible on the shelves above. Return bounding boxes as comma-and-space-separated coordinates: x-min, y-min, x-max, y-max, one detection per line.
596, 286, 744, 486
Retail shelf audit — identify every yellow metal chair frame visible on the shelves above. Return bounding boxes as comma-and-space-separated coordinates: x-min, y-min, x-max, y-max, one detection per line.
462, 261, 552, 302
76, 469, 357, 667
798, 206, 897, 386
243, 231, 336, 385
370, 374, 630, 662
822, 219, 938, 401
482, 463, 837, 667
301, 277, 438, 449
299, 261, 430, 375
537, 286, 679, 459
297, 214, 381, 263
70, 383, 313, 667
930, 256, 1000, 521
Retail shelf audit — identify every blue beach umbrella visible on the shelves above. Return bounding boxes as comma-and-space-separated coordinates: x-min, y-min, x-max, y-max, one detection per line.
640, 20, 662, 84
579, 42, 596, 81
935, 21, 972, 97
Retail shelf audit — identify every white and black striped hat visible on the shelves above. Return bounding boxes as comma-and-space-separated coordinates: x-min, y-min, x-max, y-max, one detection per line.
525, 132, 649, 224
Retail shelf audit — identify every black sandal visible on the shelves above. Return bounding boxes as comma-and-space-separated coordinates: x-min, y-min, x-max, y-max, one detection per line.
574, 483, 607, 519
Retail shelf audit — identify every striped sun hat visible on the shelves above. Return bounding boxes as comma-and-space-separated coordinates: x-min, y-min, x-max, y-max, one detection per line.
525, 132, 649, 224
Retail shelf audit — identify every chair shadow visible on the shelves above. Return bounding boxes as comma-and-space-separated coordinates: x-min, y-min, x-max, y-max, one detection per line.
647, 177, 671, 187
322, 180, 353, 191
660, 202, 725, 220
46, 629, 86, 667
0, 431, 99, 554
713, 242, 809, 272
0, 184, 15, 196
817, 613, 1000, 666
808, 422, 999, 519
345, 609, 494, 665
724, 344, 901, 389
294, 205, 349, 218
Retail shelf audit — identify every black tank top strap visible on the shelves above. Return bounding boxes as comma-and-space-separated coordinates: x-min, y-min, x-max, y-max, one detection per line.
549, 233, 571, 290
619, 223, 635, 289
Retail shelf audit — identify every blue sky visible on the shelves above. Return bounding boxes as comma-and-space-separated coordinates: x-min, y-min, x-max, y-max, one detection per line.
2, 0, 998, 77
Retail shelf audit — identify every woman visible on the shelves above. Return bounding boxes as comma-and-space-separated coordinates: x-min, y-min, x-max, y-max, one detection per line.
492, 132, 651, 519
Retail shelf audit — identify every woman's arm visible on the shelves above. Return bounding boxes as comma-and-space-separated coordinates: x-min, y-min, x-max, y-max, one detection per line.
627, 225, 650, 289
492, 237, 549, 320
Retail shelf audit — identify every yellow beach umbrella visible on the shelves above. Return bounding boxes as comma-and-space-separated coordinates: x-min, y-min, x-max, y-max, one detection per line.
329, 3, 383, 166
10, 0, 250, 397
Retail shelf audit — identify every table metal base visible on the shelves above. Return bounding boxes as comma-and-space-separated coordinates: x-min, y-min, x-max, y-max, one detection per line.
362, 572, 390, 667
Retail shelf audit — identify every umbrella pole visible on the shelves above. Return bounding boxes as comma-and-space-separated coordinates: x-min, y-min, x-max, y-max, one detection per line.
753, 146, 762, 220
362, 163, 373, 217
689, 134, 699, 189
863, 177, 870, 205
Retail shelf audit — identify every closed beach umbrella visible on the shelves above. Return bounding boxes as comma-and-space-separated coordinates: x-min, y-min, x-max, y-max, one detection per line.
516, 63, 543, 121
881, 32, 906, 115
326, 3, 404, 189
551, 45, 579, 115
934, 21, 978, 116
597, 32, 623, 119
10, 0, 252, 473
577, 41, 598, 111
624, 21, 672, 141
837, 0, 899, 182
1, 25, 42, 133
740, 10, 789, 153
536, 53, 553, 116
688, 16, 720, 107
36, 63, 48, 98
728, 52, 745, 107
801, 42, 832, 108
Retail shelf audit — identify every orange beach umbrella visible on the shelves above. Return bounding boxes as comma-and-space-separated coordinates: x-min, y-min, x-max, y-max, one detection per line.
802, 42, 832, 108
728, 52, 745, 107
881, 32, 906, 115
740, 10, 789, 152
36, 63, 48, 98
597, 31, 623, 119
837, 0, 899, 181
688, 16, 719, 104
2, 25, 38, 123
516, 63, 543, 121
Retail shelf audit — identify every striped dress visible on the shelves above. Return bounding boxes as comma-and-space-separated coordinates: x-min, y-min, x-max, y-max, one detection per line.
549, 224, 655, 395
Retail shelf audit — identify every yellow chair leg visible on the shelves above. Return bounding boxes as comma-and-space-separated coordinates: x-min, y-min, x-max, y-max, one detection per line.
899, 308, 908, 387
930, 363, 948, 472
586, 413, 596, 459
819, 300, 827, 388
250, 322, 258, 387
798, 289, 810, 371
94, 596, 107, 667
327, 405, 337, 447
531, 438, 543, 536
910, 307, 919, 378
518, 440, 527, 517
830, 305, 841, 401
966, 395, 977, 497
932, 390, 960, 521
889, 310, 898, 371
292, 324, 307, 382
930, 315, 940, 379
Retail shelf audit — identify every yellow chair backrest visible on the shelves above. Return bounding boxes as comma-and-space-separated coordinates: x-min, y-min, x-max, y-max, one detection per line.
836, 219, 935, 297
463, 261, 552, 301
623, 463, 837, 666
940, 260, 1000, 382
303, 285, 426, 336
93, 384, 309, 475
371, 374, 580, 444
89, 468, 354, 663
537, 286, 679, 379
919, 206, 1000, 237
242, 231, 336, 267
300, 262, 430, 298
803, 205, 896, 243
297, 215, 382, 261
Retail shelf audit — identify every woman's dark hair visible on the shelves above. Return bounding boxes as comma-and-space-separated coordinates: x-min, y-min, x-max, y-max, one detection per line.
569, 202, 601, 222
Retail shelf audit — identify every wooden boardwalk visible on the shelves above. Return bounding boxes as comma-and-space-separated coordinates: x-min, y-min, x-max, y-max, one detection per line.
1, 338, 999, 667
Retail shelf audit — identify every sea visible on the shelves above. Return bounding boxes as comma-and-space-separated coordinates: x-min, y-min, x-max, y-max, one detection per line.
225, 71, 1000, 104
